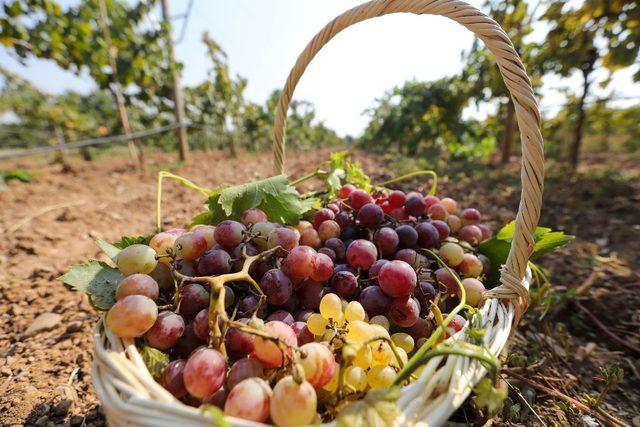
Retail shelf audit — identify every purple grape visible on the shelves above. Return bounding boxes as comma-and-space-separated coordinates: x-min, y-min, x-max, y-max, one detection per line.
395, 224, 418, 248
159, 359, 187, 398
346, 239, 378, 270
294, 310, 313, 322
197, 249, 232, 276
373, 227, 399, 256
331, 271, 358, 298
146, 311, 185, 350
298, 280, 324, 310
415, 222, 440, 248
404, 194, 427, 217
359, 286, 392, 316
389, 297, 420, 327
414, 280, 437, 313
178, 284, 209, 318
227, 358, 264, 390
394, 248, 421, 269
225, 318, 255, 357
267, 310, 294, 325
291, 321, 314, 346
238, 294, 267, 318
357, 203, 384, 228
334, 211, 351, 228
334, 263, 357, 275
406, 317, 434, 339
324, 238, 346, 261
174, 323, 205, 357
318, 247, 336, 262
368, 259, 389, 283
340, 226, 358, 241
435, 268, 460, 294
431, 220, 450, 240
260, 269, 293, 305
214, 220, 246, 249
281, 294, 300, 313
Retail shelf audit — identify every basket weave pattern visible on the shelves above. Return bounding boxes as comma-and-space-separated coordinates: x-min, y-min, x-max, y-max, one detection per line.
93, 0, 543, 425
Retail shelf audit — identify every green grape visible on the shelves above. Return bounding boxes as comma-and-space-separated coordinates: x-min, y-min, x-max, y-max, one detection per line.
344, 301, 366, 322
439, 242, 465, 267
319, 293, 342, 320
322, 362, 340, 392
353, 345, 373, 369
307, 313, 329, 335
369, 315, 390, 331
391, 332, 415, 354
370, 341, 394, 366
116, 244, 157, 275
344, 366, 368, 392
367, 365, 396, 389
346, 320, 372, 344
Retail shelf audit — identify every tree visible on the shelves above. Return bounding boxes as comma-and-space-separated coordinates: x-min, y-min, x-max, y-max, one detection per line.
0, 0, 173, 166
542, 0, 640, 169
461, 0, 543, 164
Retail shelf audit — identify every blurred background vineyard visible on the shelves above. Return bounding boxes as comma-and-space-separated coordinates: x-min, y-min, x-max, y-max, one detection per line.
0, 0, 638, 174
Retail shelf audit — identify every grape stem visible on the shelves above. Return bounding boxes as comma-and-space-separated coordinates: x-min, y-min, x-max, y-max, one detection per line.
156, 171, 212, 232
375, 170, 438, 196
289, 168, 327, 186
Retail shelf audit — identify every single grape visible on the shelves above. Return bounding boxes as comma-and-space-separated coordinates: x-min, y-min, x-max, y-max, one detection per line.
241, 207, 268, 226
270, 376, 317, 426
299, 342, 336, 388
250, 221, 276, 250
192, 224, 217, 249
439, 242, 465, 267
367, 365, 396, 389
359, 286, 392, 317
404, 194, 427, 217
460, 208, 481, 226
447, 214, 462, 233
414, 280, 437, 313
292, 321, 314, 345
324, 238, 346, 261
444, 313, 467, 337
357, 203, 384, 229
159, 359, 187, 398
391, 332, 415, 353
174, 232, 207, 261
435, 267, 460, 295
345, 320, 373, 344
149, 262, 174, 290
440, 197, 458, 214
344, 301, 366, 322
286, 246, 317, 279
174, 259, 197, 276
344, 366, 367, 392
260, 269, 293, 305
214, 220, 246, 249
370, 341, 395, 366
318, 247, 336, 262
295, 220, 314, 234
307, 313, 329, 335
174, 322, 204, 357
459, 225, 483, 246
478, 223, 493, 241
149, 232, 178, 263
192, 308, 211, 341
225, 318, 255, 357
348, 189, 373, 210
106, 295, 158, 338
226, 358, 264, 390
252, 321, 297, 368
317, 220, 341, 242
330, 270, 358, 298
339, 184, 356, 199
368, 259, 389, 284
313, 208, 335, 229
389, 207, 409, 221
406, 317, 434, 339
346, 239, 378, 270
146, 311, 185, 350
115, 274, 159, 301
326, 203, 340, 214
197, 248, 232, 276
183, 348, 226, 398
427, 203, 448, 221
224, 377, 272, 423
373, 227, 399, 256
431, 219, 450, 240
424, 195, 440, 209
369, 315, 390, 330
311, 252, 334, 282
116, 244, 157, 276
415, 222, 440, 248
389, 297, 420, 327
177, 283, 209, 318
267, 227, 299, 251
298, 280, 324, 310
395, 224, 418, 248
319, 293, 342, 320
394, 248, 421, 269
378, 260, 417, 298
299, 228, 322, 249
237, 293, 267, 319
334, 211, 352, 228
460, 277, 486, 307
352, 345, 373, 370
459, 253, 483, 277
388, 190, 406, 208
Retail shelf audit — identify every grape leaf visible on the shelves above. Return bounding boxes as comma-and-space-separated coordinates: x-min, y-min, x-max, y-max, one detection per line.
113, 235, 151, 249
189, 210, 214, 227
473, 377, 507, 415
325, 151, 372, 198
95, 238, 120, 261
206, 175, 315, 225
59, 261, 124, 310
139, 344, 169, 380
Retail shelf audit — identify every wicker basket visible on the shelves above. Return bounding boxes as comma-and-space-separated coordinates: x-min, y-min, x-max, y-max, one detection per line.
92, 0, 544, 425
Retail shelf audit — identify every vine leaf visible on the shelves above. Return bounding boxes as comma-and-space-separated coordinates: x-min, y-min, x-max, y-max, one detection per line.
113, 235, 151, 249
205, 175, 315, 225
59, 261, 123, 311
325, 151, 372, 198
95, 238, 120, 261
139, 344, 170, 380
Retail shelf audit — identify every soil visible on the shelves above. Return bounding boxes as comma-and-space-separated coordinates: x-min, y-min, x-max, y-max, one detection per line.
0, 148, 638, 426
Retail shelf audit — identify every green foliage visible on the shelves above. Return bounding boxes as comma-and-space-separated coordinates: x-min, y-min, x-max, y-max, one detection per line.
204, 175, 316, 225
95, 238, 121, 261
113, 235, 151, 249
59, 260, 123, 310
479, 221, 574, 287
359, 78, 495, 161
0, 168, 33, 183
473, 377, 508, 415
138, 344, 170, 380
324, 151, 372, 198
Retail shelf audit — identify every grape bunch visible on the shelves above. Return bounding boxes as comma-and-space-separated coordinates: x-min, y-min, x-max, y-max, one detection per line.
102, 184, 493, 425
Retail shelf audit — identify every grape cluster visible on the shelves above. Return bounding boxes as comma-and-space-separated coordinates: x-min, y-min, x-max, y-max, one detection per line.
103, 185, 492, 425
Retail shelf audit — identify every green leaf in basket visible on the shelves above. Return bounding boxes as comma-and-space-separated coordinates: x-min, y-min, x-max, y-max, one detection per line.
479, 221, 574, 287
205, 175, 315, 225
200, 404, 230, 427
59, 261, 124, 310
139, 344, 170, 380
337, 387, 400, 427
95, 238, 120, 261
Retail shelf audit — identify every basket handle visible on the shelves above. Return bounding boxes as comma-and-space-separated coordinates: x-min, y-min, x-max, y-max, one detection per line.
271, 0, 544, 320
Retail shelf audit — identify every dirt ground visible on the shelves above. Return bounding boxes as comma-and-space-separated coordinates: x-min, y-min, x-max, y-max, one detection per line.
0, 148, 638, 426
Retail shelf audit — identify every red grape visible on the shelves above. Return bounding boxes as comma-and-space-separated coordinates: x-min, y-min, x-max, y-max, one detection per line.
159, 359, 187, 398
311, 252, 334, 282
324, 237, 346, 261
317, 220, 341, 241
106, 295, 158, 338
440, 197, 458, 214
197, 248, 232, 276
183, 348, 226, 398
346, 239, 378, 270
241, 208, 268, 226
348, 189, 373, 210
267, 227, 299, 251
404, 194, 427, 217
373, 227, 399, 256
414, 280, 437, 313
174, 232, 208, 260
313, 208, 335, 229
252, 321, 297, 368
427, 203, 448, 221
285, 246, 317, 279
459, 253, 483, 277
298, 280, 324, 310
174, 322, 204, 357
334, 211, 351, 228
394, 248, 422, 269
292, 321, 314, 345
359, 285, 392, 316
339, 184, 356, 199
435, 267, 460, 294
226, 358, 264, 391
478, 223, 492, 241
260, 269, 293, 305
357, 203, 384, 228
444, 314, 467, 337
299, 342, 336, 388
378, 260, 417, 298
388, 190, 406, 208
267, 310, 295, 325
270, 376, 317, 426
115, 274, 159, 301
424, 195, 440, 209
331, 270, 358, 298
146, 311, 185, 350
389, 297, 420, 327
214, 220, 246, 249
178, 283, 209, 318
460, 208, 481, 226
225, 318, 255, 357
459, 225, 483, 246
192, 224, 217, 250
224, 377, 272, 423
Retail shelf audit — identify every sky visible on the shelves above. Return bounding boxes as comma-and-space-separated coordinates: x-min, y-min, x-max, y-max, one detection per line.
1, 0, 639, 137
